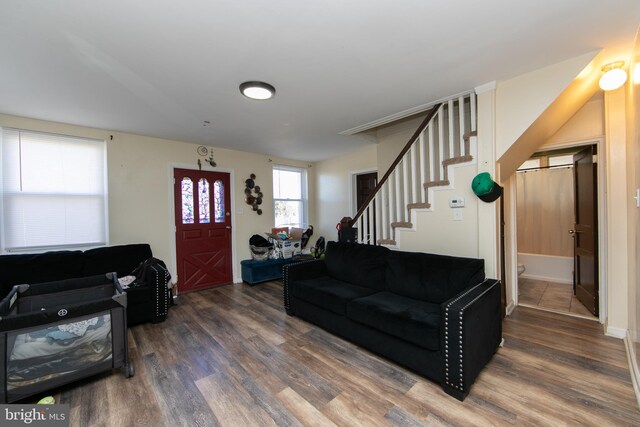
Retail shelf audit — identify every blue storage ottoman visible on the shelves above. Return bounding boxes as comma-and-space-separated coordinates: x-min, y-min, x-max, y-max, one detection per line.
241, 258, 293, 284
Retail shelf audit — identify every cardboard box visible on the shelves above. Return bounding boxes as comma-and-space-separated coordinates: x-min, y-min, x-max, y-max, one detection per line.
270, 227, 304, 239
271, 227, 288, 236
266, 233, 302, 259
288, 227, 304, 239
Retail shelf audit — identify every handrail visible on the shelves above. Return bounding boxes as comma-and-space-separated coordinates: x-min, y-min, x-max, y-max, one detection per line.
350, 103, 442, 226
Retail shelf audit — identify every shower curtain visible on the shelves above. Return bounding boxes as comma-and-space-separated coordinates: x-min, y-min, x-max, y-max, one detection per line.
516, 167, 574, 257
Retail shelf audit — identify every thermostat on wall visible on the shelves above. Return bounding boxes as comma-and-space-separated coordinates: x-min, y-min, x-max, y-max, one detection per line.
449, 197, 465, 208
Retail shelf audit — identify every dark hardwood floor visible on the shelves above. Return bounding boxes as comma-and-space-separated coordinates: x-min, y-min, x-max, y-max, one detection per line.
50, 281, 640, 426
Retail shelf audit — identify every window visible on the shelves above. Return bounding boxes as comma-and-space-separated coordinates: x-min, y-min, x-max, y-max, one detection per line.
517, 158, 541, 171
548, 154, 574, 167
1, 128, 108, 252
273, 165, 308, 228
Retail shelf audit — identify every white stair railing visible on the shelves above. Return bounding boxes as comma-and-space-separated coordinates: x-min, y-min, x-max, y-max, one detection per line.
352, 93, 477, 246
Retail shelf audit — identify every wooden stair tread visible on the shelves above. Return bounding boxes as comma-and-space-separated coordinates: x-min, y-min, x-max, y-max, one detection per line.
407, 202, 430, 210
423, 180, 449, 189
443, 155, 473, 166
377, 239, 396, 245
391, 221, 412, 229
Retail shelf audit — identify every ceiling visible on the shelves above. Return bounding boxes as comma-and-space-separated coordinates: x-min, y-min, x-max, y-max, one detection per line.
1, 1, 639, 162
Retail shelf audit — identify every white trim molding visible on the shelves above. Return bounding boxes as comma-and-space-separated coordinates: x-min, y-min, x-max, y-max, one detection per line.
624, 331, 640, 409
606, 326, 627, 339
340, 90, 475, 136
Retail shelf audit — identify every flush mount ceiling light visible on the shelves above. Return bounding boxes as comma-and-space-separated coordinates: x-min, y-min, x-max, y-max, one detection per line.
239, 81, 276, 100
599, 61, 627, 91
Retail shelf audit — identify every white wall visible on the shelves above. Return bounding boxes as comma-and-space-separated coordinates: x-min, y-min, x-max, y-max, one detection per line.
0, 113, 314, 284
543, 95, 604, 146
397, 165, 480, 258
604, 88, 629, 333
314, 145, 377, 244
375, 115, 424, 177
495, 51, 599, 161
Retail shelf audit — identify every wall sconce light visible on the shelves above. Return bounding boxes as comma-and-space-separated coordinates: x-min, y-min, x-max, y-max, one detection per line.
599, 61, 627, 91
239, 81, 276, 100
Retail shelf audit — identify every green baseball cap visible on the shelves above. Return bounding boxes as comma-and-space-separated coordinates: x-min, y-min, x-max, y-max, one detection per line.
471, 172, 503, 202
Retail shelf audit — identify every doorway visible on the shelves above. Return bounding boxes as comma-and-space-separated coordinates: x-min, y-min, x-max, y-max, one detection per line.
174, 168, 232, 293
514, 145, 599, 320
352, 170, 378, 243
356, 172, 378, 211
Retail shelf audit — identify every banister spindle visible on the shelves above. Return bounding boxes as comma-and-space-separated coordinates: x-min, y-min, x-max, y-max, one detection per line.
458, 96, 465, 156
411, 143, 418, 204
419, 131, 426, 200
438, 106, 445, 180
448, 99, 454, 160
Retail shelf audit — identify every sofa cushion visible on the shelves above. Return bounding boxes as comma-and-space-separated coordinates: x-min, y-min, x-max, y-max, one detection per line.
0, 251, 85, 296
290, 276, 377, 315
385, 251, 484, 304
83, 244, 152, 278
347, 292, 441, 351
325, 242, 390, 290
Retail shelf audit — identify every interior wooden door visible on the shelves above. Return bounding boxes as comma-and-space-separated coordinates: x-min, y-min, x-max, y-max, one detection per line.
356, 172, 377, 243
174, 168, 232, 293
356, 172, 378, 211
572, 146, 599, 316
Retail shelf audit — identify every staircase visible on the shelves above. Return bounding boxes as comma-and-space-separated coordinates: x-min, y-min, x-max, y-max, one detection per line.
350, 93, 477, 246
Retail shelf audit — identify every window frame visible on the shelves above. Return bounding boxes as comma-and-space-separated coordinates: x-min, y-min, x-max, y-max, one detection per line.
0, 127, 109, 253
272, 164, 308, 229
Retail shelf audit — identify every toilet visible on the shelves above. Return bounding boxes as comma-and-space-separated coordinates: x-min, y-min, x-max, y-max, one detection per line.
517, 262, 526, 276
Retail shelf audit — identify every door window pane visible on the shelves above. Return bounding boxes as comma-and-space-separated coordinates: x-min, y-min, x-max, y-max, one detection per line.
198, 178, 210, 223
181, 177, 194, 224
214, 180, 225, 223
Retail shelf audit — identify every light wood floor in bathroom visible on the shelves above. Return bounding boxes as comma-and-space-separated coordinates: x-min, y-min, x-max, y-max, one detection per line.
518, 278, 596, 318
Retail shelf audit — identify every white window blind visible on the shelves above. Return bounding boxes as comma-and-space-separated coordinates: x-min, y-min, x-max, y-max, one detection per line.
273, 165, 308, 228
1, 128, 108, 252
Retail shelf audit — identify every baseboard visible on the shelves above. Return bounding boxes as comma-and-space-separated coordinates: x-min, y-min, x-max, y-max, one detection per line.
506, 300, 516, 316
519, 273, 573, 285
606, 326, 627, 339
624, 332, 640, 410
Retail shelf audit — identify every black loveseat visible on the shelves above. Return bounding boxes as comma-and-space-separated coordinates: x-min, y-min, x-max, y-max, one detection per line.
0, 244, 171, 326
283, 241, 502, 400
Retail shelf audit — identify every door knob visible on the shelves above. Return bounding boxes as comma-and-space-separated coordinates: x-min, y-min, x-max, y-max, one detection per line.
226, 226, 232, 230
568, 229, 584, 235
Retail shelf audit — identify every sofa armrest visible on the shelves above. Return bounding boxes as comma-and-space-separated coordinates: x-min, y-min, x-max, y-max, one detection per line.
143, 261, 172, 323
282, 259, 327, 315
441, 278, 502, 400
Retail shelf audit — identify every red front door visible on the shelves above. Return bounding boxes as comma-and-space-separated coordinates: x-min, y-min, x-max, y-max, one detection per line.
174, 168, 232, 293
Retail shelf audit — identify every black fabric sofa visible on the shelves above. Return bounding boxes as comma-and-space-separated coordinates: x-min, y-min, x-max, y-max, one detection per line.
283, 241, 502, 400
0, 244, 171, 326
